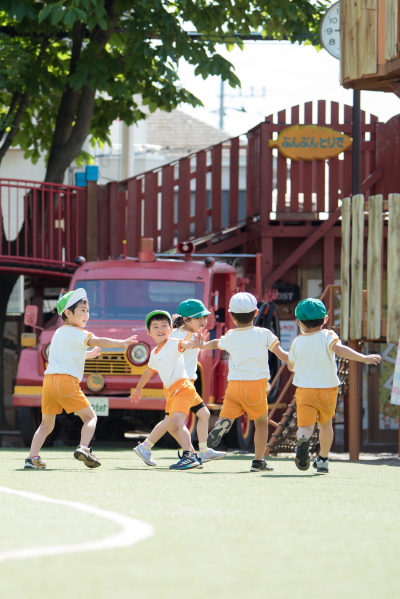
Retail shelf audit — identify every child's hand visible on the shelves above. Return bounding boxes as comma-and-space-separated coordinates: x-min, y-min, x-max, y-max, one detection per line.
194, 328, 209, 348
87, 347, 101, 359
364, 354, 381, 365
123, 335, 138, 348
130, 388, 141, 404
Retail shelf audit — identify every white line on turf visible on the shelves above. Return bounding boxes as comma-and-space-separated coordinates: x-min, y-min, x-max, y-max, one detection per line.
0, 487, 154, 563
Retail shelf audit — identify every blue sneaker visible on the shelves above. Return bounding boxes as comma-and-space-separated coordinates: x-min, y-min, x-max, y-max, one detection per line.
170, 451, 200, 470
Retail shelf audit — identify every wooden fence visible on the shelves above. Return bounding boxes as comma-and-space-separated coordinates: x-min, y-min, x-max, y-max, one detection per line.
340, 193, 400, 343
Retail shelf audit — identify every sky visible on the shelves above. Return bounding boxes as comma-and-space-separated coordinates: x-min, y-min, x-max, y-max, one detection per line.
177, 42, 400, 136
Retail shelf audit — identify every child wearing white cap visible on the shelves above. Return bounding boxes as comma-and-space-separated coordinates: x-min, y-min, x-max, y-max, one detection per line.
24, 288, 137, 470
190, 292, 289, 472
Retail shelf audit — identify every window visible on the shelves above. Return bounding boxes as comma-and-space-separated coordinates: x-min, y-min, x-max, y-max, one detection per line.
75, 280, 204, 321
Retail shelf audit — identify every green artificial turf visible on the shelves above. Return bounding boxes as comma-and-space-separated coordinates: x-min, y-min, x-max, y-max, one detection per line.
0, 448, 399, 599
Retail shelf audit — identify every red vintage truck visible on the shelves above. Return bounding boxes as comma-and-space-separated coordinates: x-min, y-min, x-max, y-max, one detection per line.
13, 239, 280, 449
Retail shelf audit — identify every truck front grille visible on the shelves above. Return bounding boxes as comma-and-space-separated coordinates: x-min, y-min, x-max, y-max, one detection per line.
84, 352, 146, 376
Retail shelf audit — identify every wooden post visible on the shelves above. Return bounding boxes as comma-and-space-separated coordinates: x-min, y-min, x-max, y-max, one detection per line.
367, 195, 382, 339
86, 180, 98, 261
387, 194, 400, 343
350, 194, 364, 339
341, 197, 351, 341
348, 340, 360, 460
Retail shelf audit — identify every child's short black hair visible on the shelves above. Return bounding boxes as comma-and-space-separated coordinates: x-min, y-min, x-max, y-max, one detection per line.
147, 314, 172, 330
298, 318, 325, 328
62, 298, 89, 321
230, 309, 257, 325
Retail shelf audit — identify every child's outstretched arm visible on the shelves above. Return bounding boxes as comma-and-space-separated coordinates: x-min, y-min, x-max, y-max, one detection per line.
130, 368, 154, 404
270, 344, 289, 362
88, 335, 137, 348
333, 342, 381, 365
185, 328, 220, 350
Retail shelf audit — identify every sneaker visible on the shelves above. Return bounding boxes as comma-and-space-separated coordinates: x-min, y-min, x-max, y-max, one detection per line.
313, 456, 329, 473
178, 450, 204, 469
24, 456, 46, 470
194, 453, 204, 469
199, 448, 227, 462
74, 445, 101, 468
295, 437, 310, 471
169, 451, 200, 470
250, 459, 274, 472
207, 418, 232, 448
134, 443, 156, 466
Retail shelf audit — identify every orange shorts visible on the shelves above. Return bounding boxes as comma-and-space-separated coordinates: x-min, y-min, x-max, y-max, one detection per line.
220, 379, 269, 421
42, 374, 90, 415
165, 379, 204, 415
164, 378, 197, 416
295, 386, 339, 426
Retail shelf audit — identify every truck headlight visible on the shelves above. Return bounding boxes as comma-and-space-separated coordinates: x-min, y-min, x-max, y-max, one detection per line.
41, 344, 50, 361
127, 343, 149, 365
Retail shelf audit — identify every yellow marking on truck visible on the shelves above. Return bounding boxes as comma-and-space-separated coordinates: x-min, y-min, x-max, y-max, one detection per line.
14, 386, 43, 396
130, 389, 165, 399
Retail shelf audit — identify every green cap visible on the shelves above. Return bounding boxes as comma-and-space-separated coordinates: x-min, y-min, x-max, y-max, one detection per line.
145, 310, 172, 329
295, 298, 326, 321
57, 288, 87, 315
177, 299, 211, 319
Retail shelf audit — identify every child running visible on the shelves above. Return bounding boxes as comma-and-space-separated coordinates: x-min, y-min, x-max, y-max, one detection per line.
288, 298, 381, 473
130, 310, 204, 470
24, 288, 137, 470
192, 292, 289, 472
133, 299, 226, 467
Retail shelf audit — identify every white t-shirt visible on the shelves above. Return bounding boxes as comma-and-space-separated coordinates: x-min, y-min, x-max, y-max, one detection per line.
288, 329, 340, 388
218, 326, 279, 381
148, 338, 188, 389
45, 325, 93, 381
172, 327, 199, 381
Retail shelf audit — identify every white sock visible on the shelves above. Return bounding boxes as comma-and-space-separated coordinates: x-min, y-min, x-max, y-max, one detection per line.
199, 442, 207, 452
143, 439, 154, 449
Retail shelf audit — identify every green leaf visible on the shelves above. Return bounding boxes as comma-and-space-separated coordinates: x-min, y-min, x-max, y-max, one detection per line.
38, 6, 54, 24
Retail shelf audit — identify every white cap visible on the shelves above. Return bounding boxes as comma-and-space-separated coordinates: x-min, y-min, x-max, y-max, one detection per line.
228, 292, 257, 314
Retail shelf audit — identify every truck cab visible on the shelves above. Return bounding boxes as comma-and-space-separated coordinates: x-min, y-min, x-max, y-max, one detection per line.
13, 241, 280, 449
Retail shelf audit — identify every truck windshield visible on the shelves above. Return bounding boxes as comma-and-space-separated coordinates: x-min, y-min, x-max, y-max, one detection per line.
74, 280, 205, 321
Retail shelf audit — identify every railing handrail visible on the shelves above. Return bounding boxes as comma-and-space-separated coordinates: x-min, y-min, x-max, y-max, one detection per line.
0, 178, 83, 191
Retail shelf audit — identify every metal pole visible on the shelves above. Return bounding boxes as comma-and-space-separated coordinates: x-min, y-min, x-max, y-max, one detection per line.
219, 78, 224, 130
352, 89, 361, 195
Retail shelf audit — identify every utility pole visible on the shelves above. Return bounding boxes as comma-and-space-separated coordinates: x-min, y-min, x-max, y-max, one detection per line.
218, 77, 266, 130
219, 79, 225, 130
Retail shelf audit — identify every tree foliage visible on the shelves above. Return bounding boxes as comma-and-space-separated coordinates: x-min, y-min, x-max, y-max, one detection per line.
0, 0, 329, 182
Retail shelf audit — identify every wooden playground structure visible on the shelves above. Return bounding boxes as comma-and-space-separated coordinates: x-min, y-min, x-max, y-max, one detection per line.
265, 193, 400, 460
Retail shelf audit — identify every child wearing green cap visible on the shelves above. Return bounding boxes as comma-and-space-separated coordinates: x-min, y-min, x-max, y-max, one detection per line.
288, 298, 381, 473
133, 299, 226, 467
24, 288, 137, 470
131, 309, 205, 470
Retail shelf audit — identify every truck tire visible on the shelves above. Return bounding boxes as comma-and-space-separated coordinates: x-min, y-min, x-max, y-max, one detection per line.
256, 301, 281, 402
224, 414, 254, 451
18, 407, 59, 448
18, 407, 40, 448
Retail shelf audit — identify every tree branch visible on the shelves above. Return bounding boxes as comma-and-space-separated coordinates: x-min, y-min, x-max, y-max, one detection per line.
0, 91, 21, 143
0, 91, 29, 162
48, 21, 85, 152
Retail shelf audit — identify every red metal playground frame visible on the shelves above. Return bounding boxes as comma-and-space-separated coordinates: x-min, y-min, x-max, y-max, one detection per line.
0, 179, 87, 278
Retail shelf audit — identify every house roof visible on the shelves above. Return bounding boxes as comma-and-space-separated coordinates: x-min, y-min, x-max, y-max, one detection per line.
146, 109, 231, 158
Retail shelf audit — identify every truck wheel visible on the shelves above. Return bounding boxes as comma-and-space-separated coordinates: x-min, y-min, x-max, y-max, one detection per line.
225, 414, 254, 451
18, 407, 59, 448
185, 411, 198, 443
18, 407, 40, 447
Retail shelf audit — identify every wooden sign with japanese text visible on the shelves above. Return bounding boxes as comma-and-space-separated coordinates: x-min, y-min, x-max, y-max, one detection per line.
268, 125, 352, 161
